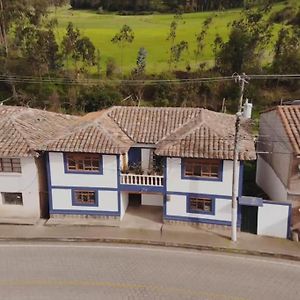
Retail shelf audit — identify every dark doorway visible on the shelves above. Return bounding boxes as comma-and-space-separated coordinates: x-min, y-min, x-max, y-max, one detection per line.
128, 193, 141, 207
241, 205, 258, 234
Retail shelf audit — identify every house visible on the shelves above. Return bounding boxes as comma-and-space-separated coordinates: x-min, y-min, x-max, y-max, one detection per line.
256, 105, 300, 231
44, 106, 256, 229
0, 105, 76, 224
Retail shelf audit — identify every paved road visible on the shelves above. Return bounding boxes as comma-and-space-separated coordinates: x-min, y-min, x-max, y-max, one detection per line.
0, 242, 299, 300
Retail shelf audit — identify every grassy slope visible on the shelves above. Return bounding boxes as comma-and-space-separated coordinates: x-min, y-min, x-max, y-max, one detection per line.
54, 2, 287, 74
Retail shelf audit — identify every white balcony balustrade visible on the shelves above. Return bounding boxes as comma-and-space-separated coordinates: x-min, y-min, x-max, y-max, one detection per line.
120, 174, 164, 187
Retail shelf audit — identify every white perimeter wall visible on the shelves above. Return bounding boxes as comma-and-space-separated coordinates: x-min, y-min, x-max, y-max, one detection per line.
120, 192, 129, 219
0, 157, 40, 220
166, 194, 231, 222
257, 202, 290, 238
256, 157, 288, 202
166, 158, 240, 196
142, 194, 163, 206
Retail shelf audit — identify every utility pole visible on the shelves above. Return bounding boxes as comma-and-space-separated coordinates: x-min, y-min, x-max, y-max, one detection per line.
231, 73, 249, 242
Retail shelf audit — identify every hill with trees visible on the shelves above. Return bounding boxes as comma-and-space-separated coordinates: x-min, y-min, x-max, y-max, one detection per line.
0, 0, 299, 116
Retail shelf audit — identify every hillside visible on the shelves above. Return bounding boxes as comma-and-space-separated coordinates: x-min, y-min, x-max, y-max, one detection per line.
54, 2, 288, 74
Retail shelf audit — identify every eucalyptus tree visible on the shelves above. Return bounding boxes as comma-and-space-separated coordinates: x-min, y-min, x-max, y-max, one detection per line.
62, 22, 96, 72
194, 16, 212, 64
111, 24, 135, 74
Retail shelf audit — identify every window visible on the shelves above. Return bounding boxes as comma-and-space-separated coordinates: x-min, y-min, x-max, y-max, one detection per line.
2, 193, 23, 205
0, 158, 21, 173
189, 197, 212, 213
74, 190, 96, 205
183, 159, 221, 179
66, 153, 101, 173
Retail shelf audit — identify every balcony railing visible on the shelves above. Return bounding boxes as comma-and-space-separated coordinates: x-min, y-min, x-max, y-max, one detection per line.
120, 174, 164, 187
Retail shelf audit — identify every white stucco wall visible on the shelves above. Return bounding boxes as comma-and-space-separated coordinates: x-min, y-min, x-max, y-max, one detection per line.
48, 152, 119, 215
142, 193, 163, 206
120, 192, 129, 219
0, 157, 40, 220
48, 152, 118, 189
166, 158, 240, 196
166, 194, 231, 222
257, 202, 290, 238
141, 149, 151, 171
51, 188, 118, 212
256, 157, 288, 202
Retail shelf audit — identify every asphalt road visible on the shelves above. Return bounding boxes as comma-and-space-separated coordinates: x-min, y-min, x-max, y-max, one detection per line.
0, 242, 299, 300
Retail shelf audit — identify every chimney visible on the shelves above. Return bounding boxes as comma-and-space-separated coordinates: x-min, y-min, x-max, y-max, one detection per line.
243, 99, 252, 119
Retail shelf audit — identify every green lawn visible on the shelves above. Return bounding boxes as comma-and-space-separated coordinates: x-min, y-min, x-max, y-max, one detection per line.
53, 3, 287, 74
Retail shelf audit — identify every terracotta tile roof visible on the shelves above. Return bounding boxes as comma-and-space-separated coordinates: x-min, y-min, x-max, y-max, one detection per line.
277, 105, 300, 155
1, 105, 256, 160
155, 109, 256, 160
108, 106, 202, 143
46, 111, 133, 154
0, 105, 77, 157
107, 106, 255, 160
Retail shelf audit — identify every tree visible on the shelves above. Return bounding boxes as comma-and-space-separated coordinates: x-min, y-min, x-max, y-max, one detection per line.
166, 18, 178, 70
61, 22, 96, 72
111, 24, 134, 74
212, 34, 223, 67
166, 20, 177, 45
129, 47, 148, 106
0, 0, 65, 56
169, 40, 188, 69
216, 3, 273, 74
106, 57, 119, 78
134, 47, 147, 76
194, 16, 212, 63
61, 22, 80, 69
272, 27, 300, 74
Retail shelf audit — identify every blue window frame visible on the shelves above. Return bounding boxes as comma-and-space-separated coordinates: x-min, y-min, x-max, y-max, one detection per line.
182, 158, 223, 181
64, 153, 103, 174
72, 189, 98, 207
187, 195, 215, 215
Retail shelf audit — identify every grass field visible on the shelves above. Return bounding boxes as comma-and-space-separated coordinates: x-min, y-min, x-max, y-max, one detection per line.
53, 3, 287, 74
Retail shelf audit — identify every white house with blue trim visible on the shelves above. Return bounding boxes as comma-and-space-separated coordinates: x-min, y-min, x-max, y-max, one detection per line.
44, 106, 256, 230
0, 105, 76, 224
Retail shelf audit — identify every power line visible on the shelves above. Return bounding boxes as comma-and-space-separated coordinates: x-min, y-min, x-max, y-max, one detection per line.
0, 74, 299, 86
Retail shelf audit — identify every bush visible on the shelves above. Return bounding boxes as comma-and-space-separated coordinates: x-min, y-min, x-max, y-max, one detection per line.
270, 6, 297, 24
77, 85, 122, 112
106, 57, 119, 78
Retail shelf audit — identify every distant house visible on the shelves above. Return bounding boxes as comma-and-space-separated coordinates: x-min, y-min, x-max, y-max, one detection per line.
0, 105, 76, 224
45, 106, 256, 229
256, 105, 300, 230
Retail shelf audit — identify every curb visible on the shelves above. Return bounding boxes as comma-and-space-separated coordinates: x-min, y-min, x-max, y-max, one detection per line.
1, 236, 300, 262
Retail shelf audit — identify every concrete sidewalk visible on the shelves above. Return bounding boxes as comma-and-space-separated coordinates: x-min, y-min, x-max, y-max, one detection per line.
0, 221, 299, 261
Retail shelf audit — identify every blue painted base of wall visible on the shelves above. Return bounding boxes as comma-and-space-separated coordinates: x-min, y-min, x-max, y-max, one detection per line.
163, 215, 237, 227
50, 209, 120, 217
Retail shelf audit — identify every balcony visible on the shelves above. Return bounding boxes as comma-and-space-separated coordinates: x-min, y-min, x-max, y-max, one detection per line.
120, 173, 164, 187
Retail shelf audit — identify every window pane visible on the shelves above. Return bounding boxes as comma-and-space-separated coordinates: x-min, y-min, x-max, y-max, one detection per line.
193, 165, 202, 176
0, 158, 21, 173
184, 159, 220, 178
2, 193, 23, 205
190, 198, 212, 213
67, 154, 100, 172
74, 191, 96, 205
